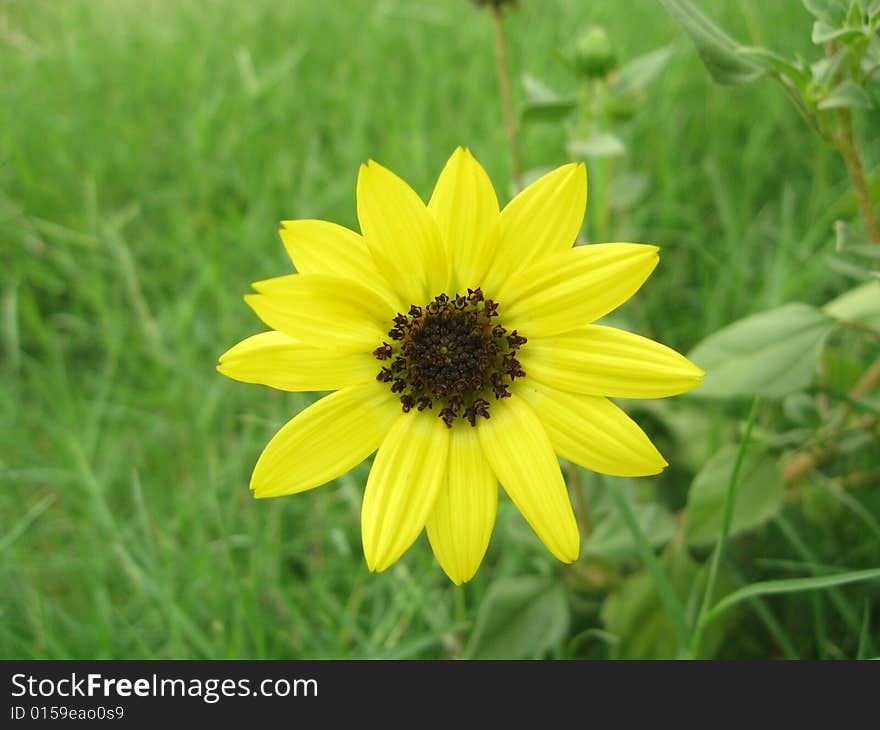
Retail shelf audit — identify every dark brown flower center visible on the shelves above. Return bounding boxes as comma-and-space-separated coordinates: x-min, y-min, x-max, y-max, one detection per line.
373, 288, 526, 427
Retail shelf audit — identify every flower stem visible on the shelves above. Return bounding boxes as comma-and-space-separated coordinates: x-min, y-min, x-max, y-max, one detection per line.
491, 5, 522, 191
836, 108, 880, 246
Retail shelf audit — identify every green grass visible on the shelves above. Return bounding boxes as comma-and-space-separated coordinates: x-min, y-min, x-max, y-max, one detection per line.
2, 0, 878, 659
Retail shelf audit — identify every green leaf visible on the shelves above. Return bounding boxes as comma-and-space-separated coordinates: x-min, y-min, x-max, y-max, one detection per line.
737, 46, 810, 86
703, 568, 880, 626
580, 476, 677, 561
610, 172, 650, 213
521, 72, 559, 101
612, 45, 675, 95
567, 130, 626, 158
606, 479, 691, 651
834, 243, 880, 259
818, 79, 873, 109
519, 73, 578, 123
848, 0, 865, 26
684, 445, 784, 545
782, 392, 821, 427
823, 281, 880, 327
587, 502, 677, 559
659, 0, 765, 85
464, 576, 569, 659
520, 98, 577, 124
828, 254, 878, 281
601, 547, 730, 659
802, 0, 850, 25
812, 20, 865, 43
687, 303, 836, 398
811, 47, 848, 87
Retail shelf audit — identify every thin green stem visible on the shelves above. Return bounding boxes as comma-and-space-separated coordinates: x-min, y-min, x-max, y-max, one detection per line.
689, 397, 760, 658
775, 75, 830, 142
608, 482, 691, 654
490, 5, 522, 191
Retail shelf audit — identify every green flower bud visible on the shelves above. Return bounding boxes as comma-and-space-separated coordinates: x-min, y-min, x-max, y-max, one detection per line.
571, 26, 617, 79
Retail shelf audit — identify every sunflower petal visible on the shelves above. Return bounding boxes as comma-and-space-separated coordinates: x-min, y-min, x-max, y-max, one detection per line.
245, 273, 394, 353
427, 147, 500, 293
426, 425, 498, 585
498, 243, 659, 337
357, 160, 447, 306
278, 219, 397, 304
519, 381, 668, 476
217, 330, 378, 392
484, 163, 587, 293
521, 325, 704, 398
477, 395, 579, 563
250, 383, 400, 498
362, 412, 450, 572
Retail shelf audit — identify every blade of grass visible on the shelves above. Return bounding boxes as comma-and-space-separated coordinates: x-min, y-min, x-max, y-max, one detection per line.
723, 558, 799, 659
813, 474, 880, 544
607, 476, 691, 655
702, 568, 880, 626
857, 600, 872, 660
688, 396, 760, 658
774, 513, 869, 651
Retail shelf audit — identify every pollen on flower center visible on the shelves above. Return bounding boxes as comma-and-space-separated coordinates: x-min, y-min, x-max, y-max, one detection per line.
373, 287, 527, 427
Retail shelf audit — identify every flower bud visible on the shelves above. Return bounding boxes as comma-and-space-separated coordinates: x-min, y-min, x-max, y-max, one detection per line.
571, 26, 617, 79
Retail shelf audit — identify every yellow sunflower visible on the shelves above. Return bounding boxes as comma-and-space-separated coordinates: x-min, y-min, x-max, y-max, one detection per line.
218, 147, 703, 585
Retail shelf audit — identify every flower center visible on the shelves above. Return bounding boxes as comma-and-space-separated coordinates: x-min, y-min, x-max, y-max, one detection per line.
373, 288, 526, 427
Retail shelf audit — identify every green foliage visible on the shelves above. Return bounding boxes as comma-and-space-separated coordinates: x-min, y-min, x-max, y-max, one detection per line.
612, 46, 676, 95
703, 568, 880, 626
664, 0, 880, 144
583, 478, 676, 560
658, 0, 765, 84
519, 75, 577, 123
601, 547, 728, 660
464, 577, 569, 659
566, 131, 625, 159
802, 0, 851, 26
687, 304, 836, 398
684, 446, 784, 545
823, 281, 880, 326
3, 0, 878, 661
818, 79, 873, 109
519, 23, 671, 169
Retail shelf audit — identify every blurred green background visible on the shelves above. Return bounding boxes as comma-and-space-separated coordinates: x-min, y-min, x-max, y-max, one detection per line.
2, 0, 878, 659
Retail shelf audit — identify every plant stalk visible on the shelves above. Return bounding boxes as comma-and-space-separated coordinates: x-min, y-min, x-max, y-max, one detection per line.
491, 5, 523, 191
836, 108, 880, 245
